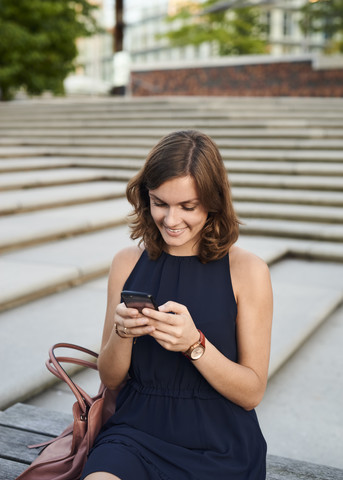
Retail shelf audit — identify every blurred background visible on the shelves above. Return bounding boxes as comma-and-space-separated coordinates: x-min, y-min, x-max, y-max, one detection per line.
1, 0, 343, 99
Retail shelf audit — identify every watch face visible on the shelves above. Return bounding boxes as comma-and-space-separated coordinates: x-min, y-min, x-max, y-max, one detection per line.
191, 345, 205, 360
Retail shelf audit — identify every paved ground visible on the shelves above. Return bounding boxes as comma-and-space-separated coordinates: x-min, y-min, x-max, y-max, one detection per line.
257, 304, 343, 470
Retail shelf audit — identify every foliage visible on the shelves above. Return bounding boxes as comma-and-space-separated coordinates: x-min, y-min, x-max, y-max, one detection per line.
300, 0, 343, 53
0, 0, 99, 100
161, 0, 268, 56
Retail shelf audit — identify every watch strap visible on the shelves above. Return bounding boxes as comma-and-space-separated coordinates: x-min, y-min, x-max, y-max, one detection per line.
183, 329, 205, 359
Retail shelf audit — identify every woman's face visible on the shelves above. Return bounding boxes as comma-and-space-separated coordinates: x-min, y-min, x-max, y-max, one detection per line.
149, 175, 208, 256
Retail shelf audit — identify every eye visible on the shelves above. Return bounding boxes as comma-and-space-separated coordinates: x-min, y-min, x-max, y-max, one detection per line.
152, 201, 166, 207
182, 205, 196, 211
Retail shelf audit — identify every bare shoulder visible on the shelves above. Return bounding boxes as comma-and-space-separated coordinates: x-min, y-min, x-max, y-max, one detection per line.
112, 245, 144, 267
230, 245, 269, 274
229, 245, 271, 295
108, 245, 144, 286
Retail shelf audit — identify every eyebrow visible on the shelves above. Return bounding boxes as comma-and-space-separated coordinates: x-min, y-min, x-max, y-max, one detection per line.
149, 193, 199, 205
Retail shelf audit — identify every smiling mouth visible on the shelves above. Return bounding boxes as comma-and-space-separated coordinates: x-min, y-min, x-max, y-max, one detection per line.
164, 225, 187, 234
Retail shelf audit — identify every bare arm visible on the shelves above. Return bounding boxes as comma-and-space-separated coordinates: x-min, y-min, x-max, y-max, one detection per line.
142, 247, 273, 410
193, 251, 273, 409
97, 246, 154, 389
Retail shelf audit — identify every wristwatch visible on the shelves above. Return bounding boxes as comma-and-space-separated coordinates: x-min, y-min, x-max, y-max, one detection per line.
184, 330, 206, 360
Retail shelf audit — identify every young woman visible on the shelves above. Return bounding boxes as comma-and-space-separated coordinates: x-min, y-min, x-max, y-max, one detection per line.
81, 130, 273, 480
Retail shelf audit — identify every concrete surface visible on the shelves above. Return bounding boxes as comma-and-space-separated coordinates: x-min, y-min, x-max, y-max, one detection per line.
0, 198, 130, 250
231, 187, 343, 207
0, 225, 130, 310
0, 168, 133, 189
0, 126, 342, 138
0, 181, 127, 214
257, 304, 343, 470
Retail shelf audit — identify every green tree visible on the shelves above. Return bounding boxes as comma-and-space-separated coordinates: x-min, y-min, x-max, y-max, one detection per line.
161, 0, 268, 56
0, 0, 99, 100
300, 0, 343, 53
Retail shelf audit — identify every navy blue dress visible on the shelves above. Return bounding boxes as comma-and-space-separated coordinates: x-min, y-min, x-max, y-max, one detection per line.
81, 251, 267, 480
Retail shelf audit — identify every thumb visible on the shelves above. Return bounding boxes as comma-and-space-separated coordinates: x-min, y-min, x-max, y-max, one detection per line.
159, 301, 184, 314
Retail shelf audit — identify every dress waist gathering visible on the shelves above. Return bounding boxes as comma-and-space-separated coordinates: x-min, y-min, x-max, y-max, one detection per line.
123, 377, 226, 400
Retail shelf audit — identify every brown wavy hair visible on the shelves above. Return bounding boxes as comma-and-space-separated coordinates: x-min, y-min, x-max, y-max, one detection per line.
126, 130, 240, 263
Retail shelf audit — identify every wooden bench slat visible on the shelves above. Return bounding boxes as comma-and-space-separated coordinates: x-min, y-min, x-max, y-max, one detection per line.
1, 403, 343, 480
0, 425, 52, 463
0, 403, 71, 436
0, 458, 26, 480
266, 455, 343, 479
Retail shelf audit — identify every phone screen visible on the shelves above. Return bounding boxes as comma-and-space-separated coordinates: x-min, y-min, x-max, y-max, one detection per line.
121, 290, 158, 313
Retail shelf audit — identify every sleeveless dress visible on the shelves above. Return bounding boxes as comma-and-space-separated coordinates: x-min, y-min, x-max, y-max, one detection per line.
81, 250, 267, 480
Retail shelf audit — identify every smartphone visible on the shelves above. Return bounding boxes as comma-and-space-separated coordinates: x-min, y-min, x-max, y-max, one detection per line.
121, 290, 158, 313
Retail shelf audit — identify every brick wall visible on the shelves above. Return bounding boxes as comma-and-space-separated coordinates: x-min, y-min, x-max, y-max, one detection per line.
130, 57, 343, 97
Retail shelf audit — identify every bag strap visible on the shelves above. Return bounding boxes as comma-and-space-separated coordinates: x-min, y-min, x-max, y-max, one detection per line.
46, 355, 98, 380
47, 343, 100, 414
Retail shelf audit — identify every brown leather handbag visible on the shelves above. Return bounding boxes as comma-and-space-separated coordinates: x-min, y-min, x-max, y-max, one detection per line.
16, 343, 124, 480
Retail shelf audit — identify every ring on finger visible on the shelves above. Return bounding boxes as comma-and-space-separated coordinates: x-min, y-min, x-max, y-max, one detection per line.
123, 326, 128, 335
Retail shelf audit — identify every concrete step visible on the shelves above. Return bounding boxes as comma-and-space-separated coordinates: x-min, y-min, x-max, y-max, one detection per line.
1, 181, 343, 217
1, 254, 339, 414
0, 157, 80, 173
0, 96, 342, 256
1, 95, 342, 106
0, 198, 131, 253
1, 106, 343, 120
241, 217, 343, 242
2, 157, 343, 176
1, 193, 342, 254
1, 144, 342, 162
257, 303, 343, 470
0, 181, 127, 214
0, 168, 134, 191
1, 136, 343, 151
0, 275, 109, 410
0, 157, 143, 173
236, 235, 343, 263
2, 184, 342, 218
2, 115, 343, 128
0, 232, 288, 314
230, 172, 343, 191
232, 187, 343, 207
3, 168, 342, 193
236, 202, 343, 224
0, 225, 130, 312
266, 258, 343, 377
1, 127, 343, 139
2, 96, 343, 113
3, 230, 343, 314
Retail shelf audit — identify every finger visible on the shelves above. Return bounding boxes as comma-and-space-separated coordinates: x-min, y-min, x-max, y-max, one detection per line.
158, 301, 188, 315
141, 308, 177, 326
117, 302, 141, 318
150, 329, 183, 351
128, 325, 155, 336
123, 316, 150, 328
117, 323, 154, 337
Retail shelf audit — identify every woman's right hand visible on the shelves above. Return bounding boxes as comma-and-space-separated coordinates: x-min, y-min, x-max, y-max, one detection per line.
114, 302, 155, 339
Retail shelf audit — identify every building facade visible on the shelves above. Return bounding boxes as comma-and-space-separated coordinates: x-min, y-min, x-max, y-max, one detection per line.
68, 0, 331, 93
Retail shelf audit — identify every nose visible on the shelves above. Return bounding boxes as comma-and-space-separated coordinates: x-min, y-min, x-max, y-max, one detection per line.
164, 207, 180, 227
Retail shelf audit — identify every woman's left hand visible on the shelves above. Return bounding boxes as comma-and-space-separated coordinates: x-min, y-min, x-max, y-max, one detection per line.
142, 301, 200, 353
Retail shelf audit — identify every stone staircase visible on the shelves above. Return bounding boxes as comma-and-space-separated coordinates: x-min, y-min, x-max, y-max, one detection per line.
0, 96, 343, 470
